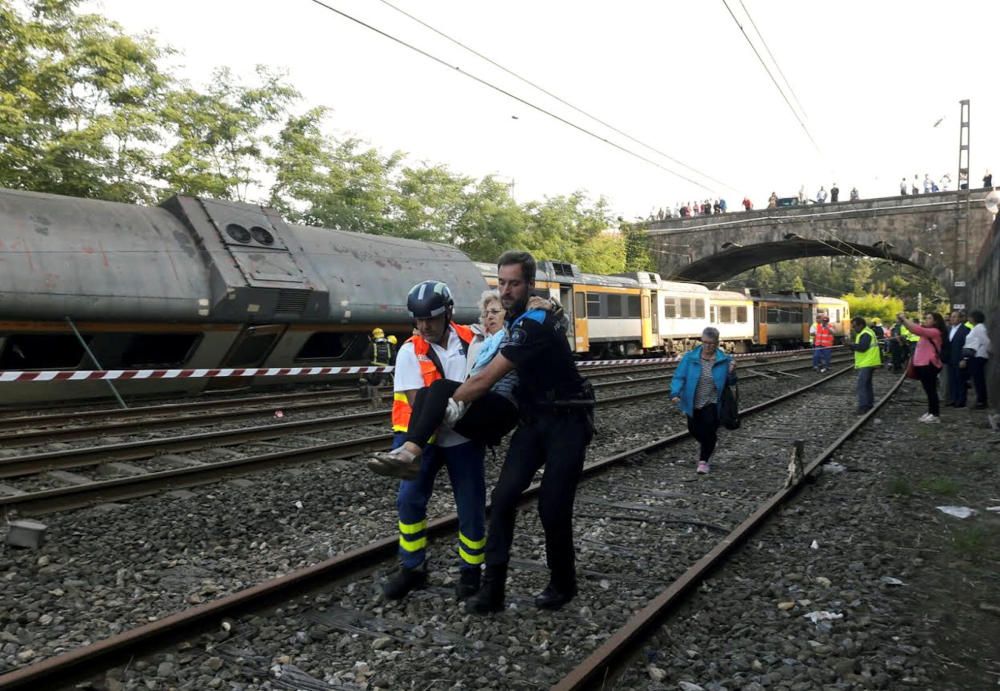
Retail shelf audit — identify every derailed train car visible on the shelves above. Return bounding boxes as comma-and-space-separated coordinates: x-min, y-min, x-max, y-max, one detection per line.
0, 188, 851, 404
0, 189, 486, 403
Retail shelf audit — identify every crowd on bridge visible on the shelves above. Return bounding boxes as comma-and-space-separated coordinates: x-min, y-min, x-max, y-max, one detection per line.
645, 170, 996, 223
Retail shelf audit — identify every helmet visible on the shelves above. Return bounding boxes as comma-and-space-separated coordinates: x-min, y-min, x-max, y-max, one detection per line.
387, 335, 398, 345
372, 327, 385, 339
406, 281, 453, 319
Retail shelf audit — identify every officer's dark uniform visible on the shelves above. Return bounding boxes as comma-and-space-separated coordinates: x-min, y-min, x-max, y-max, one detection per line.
470, 307, 594, 612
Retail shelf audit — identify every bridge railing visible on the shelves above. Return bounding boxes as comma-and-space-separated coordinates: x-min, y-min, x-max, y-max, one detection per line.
645, 190, 988, 235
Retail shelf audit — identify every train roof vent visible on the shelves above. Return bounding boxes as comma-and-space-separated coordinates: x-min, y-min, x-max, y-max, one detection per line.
275, 289, 310, 315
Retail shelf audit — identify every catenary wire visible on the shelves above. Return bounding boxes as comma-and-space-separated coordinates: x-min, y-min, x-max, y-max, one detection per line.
374, 0, 736, 193
304, 0, 716, 192
736, 0, 809, 121
720, 0, 821, 153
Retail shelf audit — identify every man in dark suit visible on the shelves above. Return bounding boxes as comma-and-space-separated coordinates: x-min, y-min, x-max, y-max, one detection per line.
945, 310, 971, 407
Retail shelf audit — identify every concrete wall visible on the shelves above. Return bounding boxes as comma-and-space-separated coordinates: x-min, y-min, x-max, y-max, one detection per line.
969, 215, 999, 411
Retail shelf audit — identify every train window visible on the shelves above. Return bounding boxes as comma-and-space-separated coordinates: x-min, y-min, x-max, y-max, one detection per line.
626, 295, 641, 318
296, 332, 357, 361
0, 334, 90, 369
586, 293, 602, 319
663, 298, 677, 319
680, 298, 692, 318
575, 292, 586, 319
766, 307, 779, 323
695, 299, 705, 319
737, 306, 748, 322
719, 306, 732, 323
606, 295, 622, 317
121, 334, 202, 368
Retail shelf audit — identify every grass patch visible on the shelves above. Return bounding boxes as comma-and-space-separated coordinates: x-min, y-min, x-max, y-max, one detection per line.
888, 477, 913, 496
951, 526, 991, 562
917, 477, 960, 496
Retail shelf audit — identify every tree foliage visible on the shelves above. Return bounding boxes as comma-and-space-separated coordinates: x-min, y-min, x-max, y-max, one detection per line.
842, 292, 904, 325
727, 256, 950, 313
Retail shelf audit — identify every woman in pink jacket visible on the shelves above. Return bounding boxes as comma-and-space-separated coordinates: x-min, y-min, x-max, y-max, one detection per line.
897, 312, 948, 423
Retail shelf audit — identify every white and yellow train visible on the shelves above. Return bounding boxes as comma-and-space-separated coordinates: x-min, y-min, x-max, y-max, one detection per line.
477, 261, 850, 356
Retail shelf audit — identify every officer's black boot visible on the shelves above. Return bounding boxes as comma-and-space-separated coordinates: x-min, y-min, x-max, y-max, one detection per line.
382, 563, 428, 600
455, 567, 481, 600
534, 574, 577, 610
466, 564, 506, 614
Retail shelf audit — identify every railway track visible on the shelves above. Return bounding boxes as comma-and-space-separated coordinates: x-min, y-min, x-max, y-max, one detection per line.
0, 352, 841, 449
0, 356, 851, 515
0, 363, 902, 690
0, 349, 825, 437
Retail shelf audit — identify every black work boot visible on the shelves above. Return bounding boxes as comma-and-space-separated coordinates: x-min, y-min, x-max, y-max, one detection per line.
382, 563, 428, 600
455, 568, 481, 600
534, 577, 577, 610
466, 564, 507, 614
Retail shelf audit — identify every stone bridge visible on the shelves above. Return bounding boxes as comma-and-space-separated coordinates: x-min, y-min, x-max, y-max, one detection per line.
643, 190, 994, 306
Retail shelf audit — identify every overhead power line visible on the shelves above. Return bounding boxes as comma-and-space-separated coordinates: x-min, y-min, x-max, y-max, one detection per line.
374, 0, 736, 193
305, 0, 718, 193
720, 0, 821, 154
736, 0, 809, 122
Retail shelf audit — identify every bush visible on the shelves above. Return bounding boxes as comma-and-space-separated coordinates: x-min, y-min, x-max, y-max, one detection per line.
842, 293, 905, 325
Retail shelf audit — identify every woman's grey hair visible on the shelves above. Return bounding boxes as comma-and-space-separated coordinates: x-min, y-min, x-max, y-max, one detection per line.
478, 289, 501, 313
702, 326, 720, 343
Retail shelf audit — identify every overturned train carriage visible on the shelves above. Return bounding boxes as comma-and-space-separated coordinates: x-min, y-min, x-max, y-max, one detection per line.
0, 189, 485, 403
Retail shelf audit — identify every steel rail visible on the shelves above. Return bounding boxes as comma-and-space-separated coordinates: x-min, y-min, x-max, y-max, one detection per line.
0, 365, 854, 690
0, 358, 843, 483
552, 369, 907, 690
0, 386, 373, 432
0, 385, 676, 511
0, 351, 820, 440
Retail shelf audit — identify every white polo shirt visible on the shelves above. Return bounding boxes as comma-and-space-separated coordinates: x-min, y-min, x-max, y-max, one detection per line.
394, 327, 471, 448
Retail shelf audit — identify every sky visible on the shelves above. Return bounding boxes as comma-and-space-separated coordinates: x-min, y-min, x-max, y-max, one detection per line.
86, 0, 1000, 220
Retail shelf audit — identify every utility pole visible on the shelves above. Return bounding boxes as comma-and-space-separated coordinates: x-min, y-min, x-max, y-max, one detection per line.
958, 99, 970, 190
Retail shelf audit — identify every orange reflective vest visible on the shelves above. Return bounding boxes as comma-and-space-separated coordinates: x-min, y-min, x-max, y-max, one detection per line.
813, 323, 834, 348
391, 323, 475, 433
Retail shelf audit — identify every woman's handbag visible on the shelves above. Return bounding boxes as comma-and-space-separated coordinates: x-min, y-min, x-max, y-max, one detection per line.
720, 381, 740, 430
905, 360, 918, 379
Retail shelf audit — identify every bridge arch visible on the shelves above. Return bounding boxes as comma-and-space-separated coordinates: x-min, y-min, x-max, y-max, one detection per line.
645, 191, 992, 304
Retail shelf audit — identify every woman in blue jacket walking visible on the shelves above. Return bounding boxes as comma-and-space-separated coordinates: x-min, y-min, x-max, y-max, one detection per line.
670, 327, 737, 474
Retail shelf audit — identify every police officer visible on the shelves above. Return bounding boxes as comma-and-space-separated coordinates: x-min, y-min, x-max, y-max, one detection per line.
449, 250, 595, 613
378, 281, 486, 601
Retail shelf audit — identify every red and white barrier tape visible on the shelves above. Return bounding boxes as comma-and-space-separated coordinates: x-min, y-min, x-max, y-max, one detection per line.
0, 348, 812, 383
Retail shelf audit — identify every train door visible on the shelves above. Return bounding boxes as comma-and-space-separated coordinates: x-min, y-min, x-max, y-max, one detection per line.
572, 287, 589, 353
640, 290, 654, 349
758, 303, 768, 346
650, 290, 659, 345
559, 284, 575, 351
206, 324, 287, 391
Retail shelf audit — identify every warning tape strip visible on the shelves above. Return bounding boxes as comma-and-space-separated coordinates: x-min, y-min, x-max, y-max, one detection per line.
0, 348, 811, 383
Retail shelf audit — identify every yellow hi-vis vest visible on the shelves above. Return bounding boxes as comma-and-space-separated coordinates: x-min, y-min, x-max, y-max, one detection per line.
854, 327, 882, 368
900, 325, 919, 342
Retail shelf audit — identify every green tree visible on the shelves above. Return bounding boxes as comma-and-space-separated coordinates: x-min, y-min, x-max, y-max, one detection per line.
451, 176, 525, 262
0, 0, 172, 201
843, 292, 904, 325
268, 108, 403, 234
395, 163, 471, 243
160, 65, 298, 200
621, 221, 654, 272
